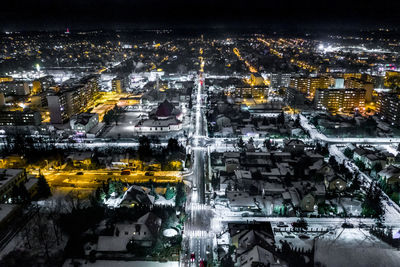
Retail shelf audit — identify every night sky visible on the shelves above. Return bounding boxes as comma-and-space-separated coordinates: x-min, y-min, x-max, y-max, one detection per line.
1, 0, 400, 31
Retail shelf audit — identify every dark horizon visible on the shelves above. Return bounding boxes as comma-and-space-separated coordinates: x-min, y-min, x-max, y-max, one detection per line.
1, 0, 400, 32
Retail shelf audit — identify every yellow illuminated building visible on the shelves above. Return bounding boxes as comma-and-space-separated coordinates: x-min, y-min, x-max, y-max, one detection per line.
290, 76, 330, 99
314, 88, 365, 114
0, 76, 13, 83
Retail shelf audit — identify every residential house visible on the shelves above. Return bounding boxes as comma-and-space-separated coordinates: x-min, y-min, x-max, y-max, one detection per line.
378, 165, 400, 184
97, 212, 162, 252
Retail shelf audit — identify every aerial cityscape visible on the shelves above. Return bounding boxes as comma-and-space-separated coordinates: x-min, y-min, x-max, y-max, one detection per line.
1, 1, 400, 267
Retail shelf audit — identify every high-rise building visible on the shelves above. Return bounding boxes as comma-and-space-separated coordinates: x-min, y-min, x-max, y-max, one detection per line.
314, 88, 365, 113
270, 73, 292, 88
0, 109, 42, 126
344, 78, 374, 102
225, 86, 268, 99
112, 76, 128, 93
289, 76, 331, 99
47, 75, 99, 124
377, 92, 400, 126
31, 76, 54, 95
0, 81, 30, 96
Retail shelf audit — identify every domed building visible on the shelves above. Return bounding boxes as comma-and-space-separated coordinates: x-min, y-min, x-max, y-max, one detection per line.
135, 100, 183, 133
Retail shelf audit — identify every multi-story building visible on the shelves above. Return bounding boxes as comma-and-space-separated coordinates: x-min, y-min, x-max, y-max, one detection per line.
344, 78, 374, 102
225, 86, 268, 99
285, 87, 306, 108
31, 76, 54, 95
0, 169, 27, 203
0, 76, 13, 83
0, 109, 42, 126
314, 88, 365, 113
384, 71, 400, 88
377, 92, 400, 126
341, 73, 373, 83
112, 76, 128, 93
270, 73, 292, 88
0, 81, 30, 96
47, 75, 99, 124
289, 76, 331, 99
70, 112, 99, 133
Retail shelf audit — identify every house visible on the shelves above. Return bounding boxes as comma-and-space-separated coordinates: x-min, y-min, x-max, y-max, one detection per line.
283, 139, 305, 154
324, 176, 347, 192
378, 165, 400, 184
238, 245, 285, 267
67, 152, 93, 167
120, 185, 155, 207
226, 191, 259, 212
300, 193, 315, 212
70, 112, 99, 133
97, 212, 162, 252
225, 158, 240, 173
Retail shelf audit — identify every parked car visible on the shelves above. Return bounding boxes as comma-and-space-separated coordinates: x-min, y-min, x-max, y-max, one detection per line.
145, 171, 154, 176
76, 172, 84, 175
342, 222, 354, 228
190, 253, 195, 262
277, 221, 288, 227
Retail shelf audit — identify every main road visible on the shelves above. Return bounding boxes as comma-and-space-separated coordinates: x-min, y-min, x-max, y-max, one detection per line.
182, 55, 214, 266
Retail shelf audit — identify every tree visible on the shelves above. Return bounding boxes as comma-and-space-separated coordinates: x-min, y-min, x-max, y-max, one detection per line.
175, 182, 186, 207
277, 111, 285, 125
37, 175, 51, 199
167, 138, 180, 153
138, 136, 152, 161
372, 162, 383, 173
237, 137, 245, 150
165, 184, 175, 200
343, 148, 354, 159
362, 182, 384, 218
263, 138, 272, 150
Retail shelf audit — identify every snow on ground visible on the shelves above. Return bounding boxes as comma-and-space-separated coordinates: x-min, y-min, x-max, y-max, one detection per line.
314, 228, 400, 267
154, 195, 175, 206
63, 260, 179, 267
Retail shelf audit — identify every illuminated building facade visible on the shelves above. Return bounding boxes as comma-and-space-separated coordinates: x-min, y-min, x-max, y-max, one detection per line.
289, 76, 330, 99
0, 81, 30, 96
344, 78, 373, 102
47, 75, 99, 124
0, 169, 27, 203
377, 92, 400, 126
384, 71, 400, 88
270, 73, 292, 88
0, 76, 13, 83
112, 76, 128, 93
225, 86, 268, 99
314, 88, 365, 113
0, 109, 41, 126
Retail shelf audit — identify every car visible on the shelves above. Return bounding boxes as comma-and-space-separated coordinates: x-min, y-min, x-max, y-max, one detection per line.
190, 253, 195, 262
277, 221, 288, 227
193, 184, 197, 191
342, 222, 354, 228
298, 234, 310, 239
145, 171, 154, 176
76, 172, 84, 175
121, 170, 131, 175
376, 222, 385, 228
199, 260, 207, 267
358, 223, 368, 228
387, 201, 394, 206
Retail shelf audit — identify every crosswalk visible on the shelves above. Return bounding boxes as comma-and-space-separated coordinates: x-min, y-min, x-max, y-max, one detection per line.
185, 230, 212, 237
189, 203, 208, 210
